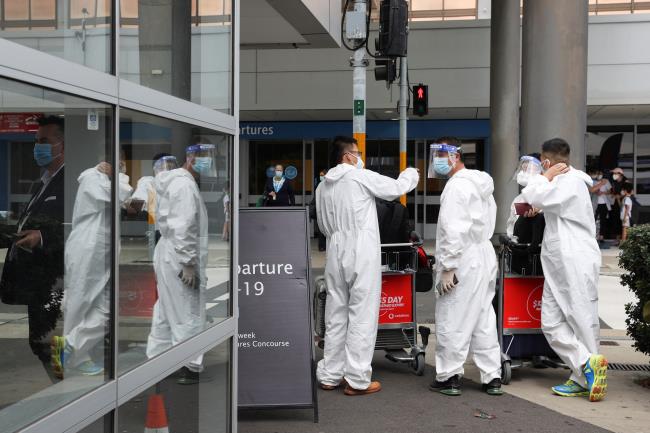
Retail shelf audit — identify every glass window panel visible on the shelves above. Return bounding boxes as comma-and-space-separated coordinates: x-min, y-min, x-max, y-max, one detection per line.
636, 126, 650, 204
31, 0, 56, 20
248, 140, 303, 205
4, 0, 29, 20
78, 413, 113, 433
0, 77, 113, 433
411, 0, 443, 10
97, 0, 112, 17
199, 0, 226, 16
1, 1, 111, 73
444, 0, 476, 9
118, 109, 232, 374
121, 0, 139, 18
118, 340, 231, 433
119, 0, 233, 113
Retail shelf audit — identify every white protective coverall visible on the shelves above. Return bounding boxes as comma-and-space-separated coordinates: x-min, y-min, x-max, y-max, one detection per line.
522, 168, 601, 388
315, 164, 419, 390
64, 169, 132, 367
146, 168, 208, 372
130, 175, 155, 212
435, 168, 502, 384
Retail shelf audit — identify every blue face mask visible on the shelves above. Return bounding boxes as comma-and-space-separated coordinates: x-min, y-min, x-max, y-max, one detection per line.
34, 143, 53, 167
192, 157, 213, 176
433, 157, 452, 176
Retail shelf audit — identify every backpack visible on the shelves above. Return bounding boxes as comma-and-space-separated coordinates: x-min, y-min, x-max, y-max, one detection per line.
630, 196, 641, 226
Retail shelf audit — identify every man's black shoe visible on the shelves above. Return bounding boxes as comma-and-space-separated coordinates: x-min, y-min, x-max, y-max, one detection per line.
429, 374, 461, 396
482, 378, 504, 395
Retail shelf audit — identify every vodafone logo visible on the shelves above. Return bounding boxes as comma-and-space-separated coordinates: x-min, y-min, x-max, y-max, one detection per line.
526, 284, 544, 321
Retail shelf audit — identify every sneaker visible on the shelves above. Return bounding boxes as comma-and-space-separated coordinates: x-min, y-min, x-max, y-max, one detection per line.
50, 336, 66, 379
583, 354, 608, 402
482, 378, 503, 396
429, 375, 461, 396
551, 380, 589, 397
75, 360, 104, 376
177, 367, 200, 385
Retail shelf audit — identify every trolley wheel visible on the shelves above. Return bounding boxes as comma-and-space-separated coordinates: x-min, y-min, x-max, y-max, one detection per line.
411, 353, 426, 376
317, 340, 325, 350
501, 361, 512, 385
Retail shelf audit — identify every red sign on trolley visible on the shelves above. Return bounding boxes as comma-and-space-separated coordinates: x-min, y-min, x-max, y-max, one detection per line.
379, 274, 413, 324
503, 277, 544, 329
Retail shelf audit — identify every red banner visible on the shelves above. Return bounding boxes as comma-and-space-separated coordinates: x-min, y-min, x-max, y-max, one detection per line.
119, 267, 157, 318
379, 274, 413, 324
503, 277, 544, 329
0, 113, 42, 133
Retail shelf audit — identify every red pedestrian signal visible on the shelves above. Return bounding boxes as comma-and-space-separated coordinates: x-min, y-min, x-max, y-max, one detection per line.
413, 84, 428, 117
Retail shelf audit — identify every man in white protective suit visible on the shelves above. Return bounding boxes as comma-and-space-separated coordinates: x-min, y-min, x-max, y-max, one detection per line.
146, 144, 212, 385
52, 158, 133, 378
315, 136, 419, 396
428, 137, 503, 397
521, 138, 607, 402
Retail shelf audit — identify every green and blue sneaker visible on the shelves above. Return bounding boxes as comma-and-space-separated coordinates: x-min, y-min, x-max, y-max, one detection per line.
75, 360, 105, 376
551, 380, 589, 397
583, 354, 608, 402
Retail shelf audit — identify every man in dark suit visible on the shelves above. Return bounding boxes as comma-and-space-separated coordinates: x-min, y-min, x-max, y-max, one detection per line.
0, 115, 65, 380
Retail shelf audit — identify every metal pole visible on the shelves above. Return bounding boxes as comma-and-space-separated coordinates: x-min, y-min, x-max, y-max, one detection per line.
521, 0, 589, 169
351, 0, 368, 161
490, 0, 521, 236
399, 56, 408, 206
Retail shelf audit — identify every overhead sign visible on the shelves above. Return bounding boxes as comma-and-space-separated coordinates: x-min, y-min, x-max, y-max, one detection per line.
284, 165, 298, 180
238, 208, 318, 419
0, 113, 42, 133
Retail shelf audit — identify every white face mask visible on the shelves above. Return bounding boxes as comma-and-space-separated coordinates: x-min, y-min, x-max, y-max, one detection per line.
613, 174, 621, 181
319, 176, 324, 182
355, 155, 364, 170
597, 174, 603, 180
516, 172, 530, 187
275, 170, 283, 178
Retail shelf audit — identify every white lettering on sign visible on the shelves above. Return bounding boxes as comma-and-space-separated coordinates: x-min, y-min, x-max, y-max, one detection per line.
239, 125, 275, 136
238, 263, 294, 275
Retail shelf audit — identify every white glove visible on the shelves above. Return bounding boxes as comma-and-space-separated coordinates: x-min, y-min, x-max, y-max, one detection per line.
437, 270, 457, 296
180, 265, 196, 288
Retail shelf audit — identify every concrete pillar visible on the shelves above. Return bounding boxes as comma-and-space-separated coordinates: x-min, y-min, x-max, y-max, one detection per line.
521, 0, 589, 169
489, 0, 521, 236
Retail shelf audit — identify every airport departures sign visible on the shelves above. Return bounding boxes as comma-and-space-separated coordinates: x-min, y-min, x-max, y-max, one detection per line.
238, 208, 318, 419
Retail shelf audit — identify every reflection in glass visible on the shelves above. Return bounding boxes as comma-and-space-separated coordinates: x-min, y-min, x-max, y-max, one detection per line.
0, 78, 112, 433
118, 110, 232, 374
118, 340, 231, 433
119, 0, 232, 112
0, 0, 112, 73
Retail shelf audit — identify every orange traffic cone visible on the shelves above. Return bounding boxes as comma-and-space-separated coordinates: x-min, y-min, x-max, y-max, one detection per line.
144, 394, 169, 433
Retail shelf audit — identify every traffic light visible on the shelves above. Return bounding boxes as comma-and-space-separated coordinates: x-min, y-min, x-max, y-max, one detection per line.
374, 58, 397, 84
377, 0, 408, 57
413, 84, 428, 116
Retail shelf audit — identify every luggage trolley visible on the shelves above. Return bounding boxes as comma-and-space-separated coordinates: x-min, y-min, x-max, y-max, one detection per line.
314, 241, 431, 376
497, 235, 565, 384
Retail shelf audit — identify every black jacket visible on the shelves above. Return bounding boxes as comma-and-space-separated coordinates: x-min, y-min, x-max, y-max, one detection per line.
264, 177, 295, 206
0, 167, 65, 305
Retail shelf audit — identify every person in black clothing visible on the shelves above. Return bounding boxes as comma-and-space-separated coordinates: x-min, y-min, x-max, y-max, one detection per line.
310, 169, 327, 251
264, 164, 295, 206
0, 115, 65, 381
609, 167, 627, 241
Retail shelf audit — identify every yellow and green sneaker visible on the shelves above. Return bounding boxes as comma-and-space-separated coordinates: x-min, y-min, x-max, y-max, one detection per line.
551, 380, 589, 397
583, 354, 608, 402
50, 336, 66, 379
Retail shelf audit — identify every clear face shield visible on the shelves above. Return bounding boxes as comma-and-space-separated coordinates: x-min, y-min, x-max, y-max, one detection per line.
153, 155, 179, 176
428, 143, 459, 179
186, 143, 217, 178
512, 155, 542, 187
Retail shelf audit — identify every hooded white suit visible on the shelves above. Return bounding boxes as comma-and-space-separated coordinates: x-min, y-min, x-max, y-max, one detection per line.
315, 164, 419, 390
434, 168, 502, 384
146, 168, 208, 372
64, 168, 132, 368
522, 168, 601, 388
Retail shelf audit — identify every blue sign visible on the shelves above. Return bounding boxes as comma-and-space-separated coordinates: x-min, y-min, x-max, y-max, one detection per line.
284, 166, 298, 180
266, 166, 275, 178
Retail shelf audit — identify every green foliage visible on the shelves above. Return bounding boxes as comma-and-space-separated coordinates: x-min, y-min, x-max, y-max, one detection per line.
619, 224, 650, 357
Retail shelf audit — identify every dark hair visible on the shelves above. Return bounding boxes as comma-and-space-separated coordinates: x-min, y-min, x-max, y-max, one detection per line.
434, 136, 464, 161
152, 152, 172, 167
622, 182, 634, 194
528, 152, 541, 161
330, 136, 357, 167
38, 115, 65, 138
587, 165, 601, 175
541, 138, 570, 161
